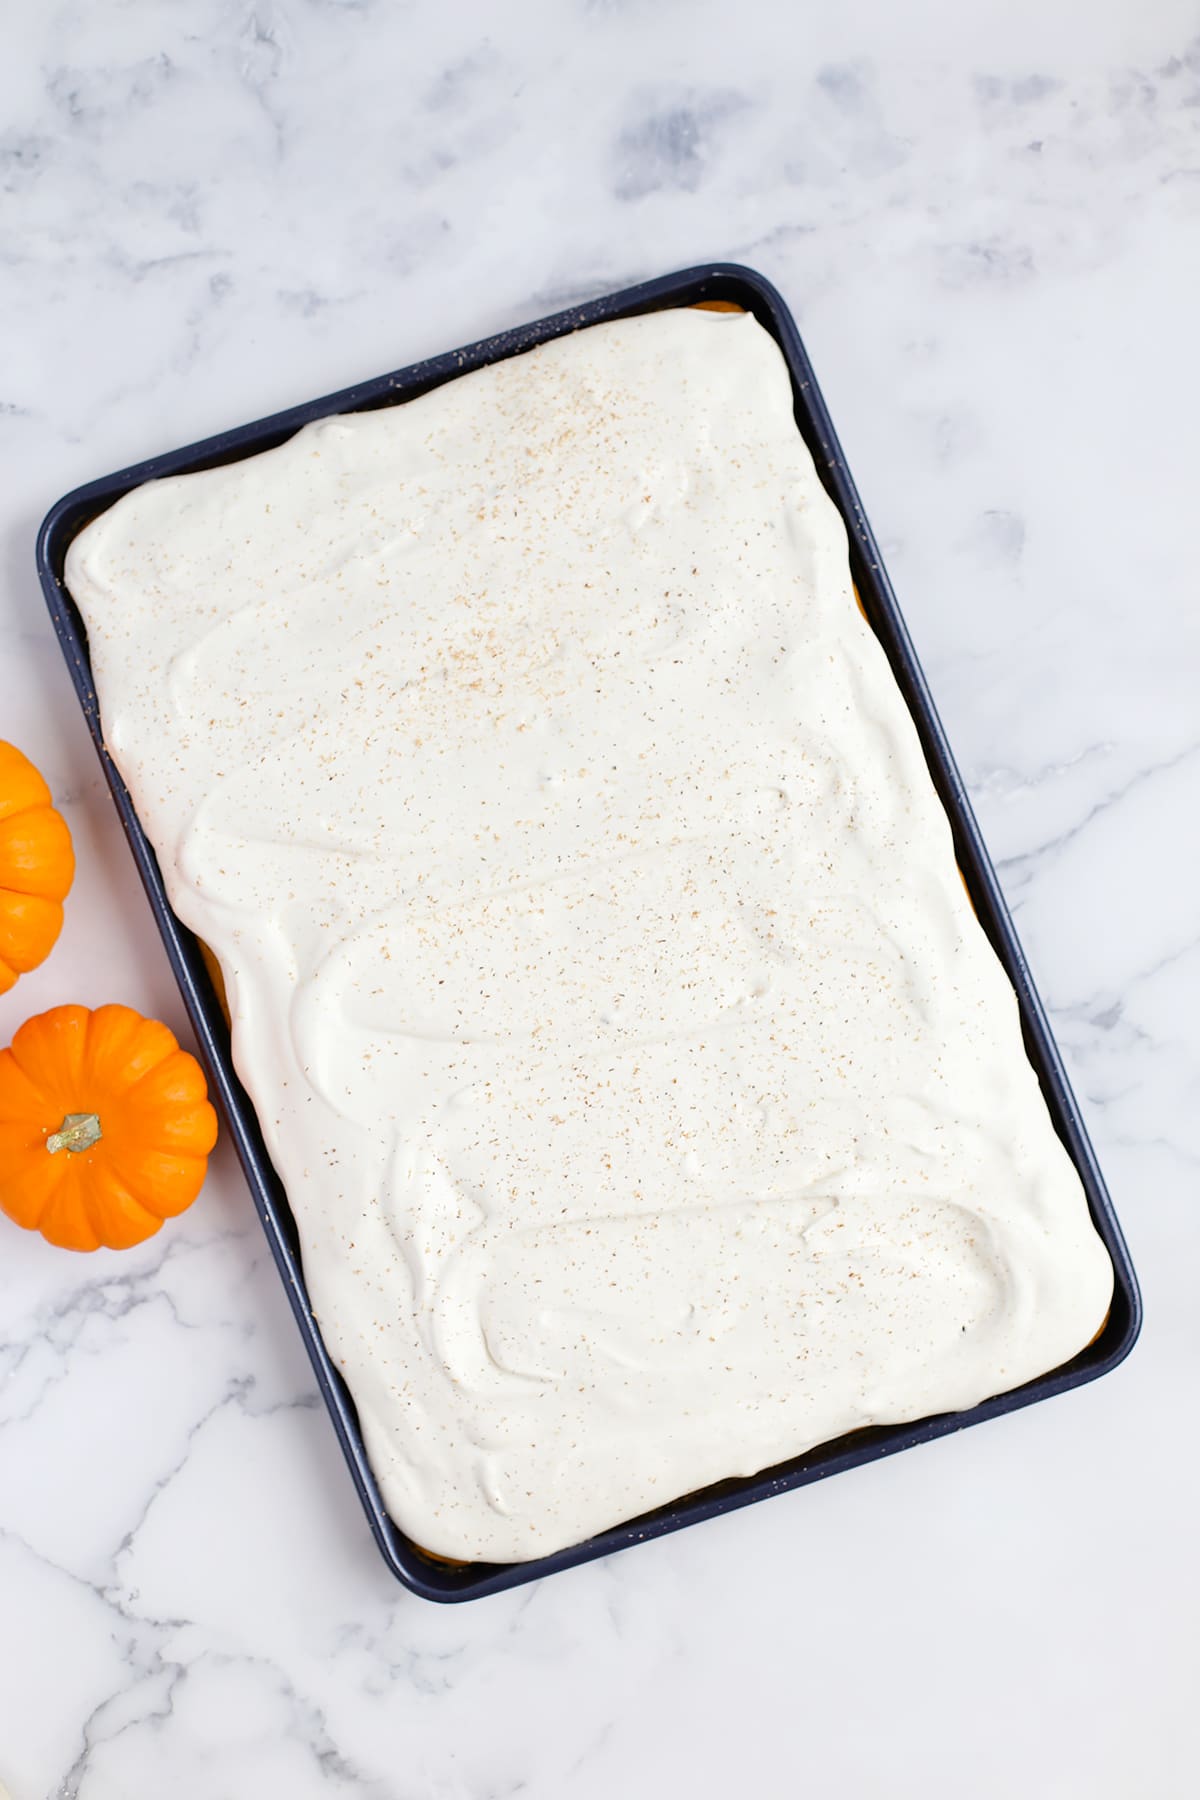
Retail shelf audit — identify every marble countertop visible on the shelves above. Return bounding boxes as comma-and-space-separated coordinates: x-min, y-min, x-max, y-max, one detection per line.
3, 2, 1198, 1795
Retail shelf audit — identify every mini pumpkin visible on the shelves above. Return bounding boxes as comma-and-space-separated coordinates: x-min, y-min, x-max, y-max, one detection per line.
0, 1003, 218, 1251
0, 739, 76, 994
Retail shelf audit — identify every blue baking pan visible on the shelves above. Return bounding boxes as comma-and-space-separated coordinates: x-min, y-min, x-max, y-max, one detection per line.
35, 264, 1141, 1601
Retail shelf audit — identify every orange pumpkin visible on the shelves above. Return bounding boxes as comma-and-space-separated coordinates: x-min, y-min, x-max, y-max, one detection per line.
0, 1004, 218, 1251
0, 740, 76, 994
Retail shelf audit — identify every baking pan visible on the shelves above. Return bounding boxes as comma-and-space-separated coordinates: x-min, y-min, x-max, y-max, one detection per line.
35, 263, 1141, 1602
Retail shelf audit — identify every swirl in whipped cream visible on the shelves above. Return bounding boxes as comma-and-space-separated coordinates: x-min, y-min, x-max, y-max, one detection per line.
67, 309, 1113, 1561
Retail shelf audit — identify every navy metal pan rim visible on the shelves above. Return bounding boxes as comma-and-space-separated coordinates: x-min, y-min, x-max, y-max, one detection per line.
35, 262, 1141, 1603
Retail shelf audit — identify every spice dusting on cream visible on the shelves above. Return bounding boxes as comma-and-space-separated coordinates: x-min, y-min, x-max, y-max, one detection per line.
66, 309, 1113, 1561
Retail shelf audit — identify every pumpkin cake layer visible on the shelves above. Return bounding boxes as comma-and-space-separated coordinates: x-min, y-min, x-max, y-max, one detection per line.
65, 309, 1114, 1561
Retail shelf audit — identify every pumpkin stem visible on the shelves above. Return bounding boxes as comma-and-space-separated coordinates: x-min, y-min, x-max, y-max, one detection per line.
46, 1112, 103, 1155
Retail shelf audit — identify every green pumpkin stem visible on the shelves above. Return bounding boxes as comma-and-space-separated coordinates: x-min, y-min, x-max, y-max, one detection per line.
46, 1112, 103, 1155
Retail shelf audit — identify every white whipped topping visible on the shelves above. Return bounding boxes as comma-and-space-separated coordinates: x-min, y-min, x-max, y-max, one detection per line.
66, 308, 1113, 1561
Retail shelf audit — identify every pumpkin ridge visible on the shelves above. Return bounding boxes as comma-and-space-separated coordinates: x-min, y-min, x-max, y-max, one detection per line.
113, 1112, 217, 1154
0, 743, 52, 822
10, 1004, 90, 1098
119, 1045, 214, 1111
39, 1179, 104, 1252
0, 1145, 66, 1232
111, 1102, 219, 1162
0, 897, 64, 975
0, 810, 76, 899
0, 1047, 57, 1119
86, 1160, 164, 1245
105, 1145, 208, 1217
107, 1041, 181, 1093
85, 1004, 180, 1090
75, 1162, 119, 1243
0, 878, 59, 900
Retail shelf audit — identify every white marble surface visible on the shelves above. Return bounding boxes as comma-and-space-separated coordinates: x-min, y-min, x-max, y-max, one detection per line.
1, 1, 1198, 1794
